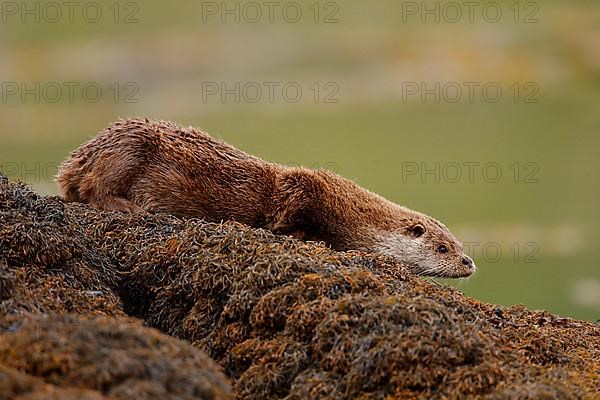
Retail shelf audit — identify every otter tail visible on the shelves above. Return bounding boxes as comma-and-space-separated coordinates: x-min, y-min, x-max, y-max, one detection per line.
56, 152, 89, 202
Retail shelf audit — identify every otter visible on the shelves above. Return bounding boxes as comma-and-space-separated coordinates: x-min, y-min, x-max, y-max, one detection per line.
57, 118, 476, 278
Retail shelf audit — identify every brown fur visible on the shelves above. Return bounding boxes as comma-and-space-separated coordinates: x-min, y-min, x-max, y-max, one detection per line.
57, 118, 475, 278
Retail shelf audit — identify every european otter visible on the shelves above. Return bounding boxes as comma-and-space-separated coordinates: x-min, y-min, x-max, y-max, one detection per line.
57, 118, 476, 278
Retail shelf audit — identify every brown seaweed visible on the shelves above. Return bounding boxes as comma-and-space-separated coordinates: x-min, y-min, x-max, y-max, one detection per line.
0, 175, 598, 399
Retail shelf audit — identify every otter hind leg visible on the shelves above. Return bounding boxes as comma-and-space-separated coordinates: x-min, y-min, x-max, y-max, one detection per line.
94, 195, 144, 213
77, 151, 144, 213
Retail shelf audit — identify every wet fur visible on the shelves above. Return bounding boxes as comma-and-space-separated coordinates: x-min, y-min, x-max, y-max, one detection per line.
57, 118, 475, 278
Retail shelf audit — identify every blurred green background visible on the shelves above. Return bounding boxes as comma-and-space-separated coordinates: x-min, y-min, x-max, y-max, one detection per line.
0, 0, 598, 320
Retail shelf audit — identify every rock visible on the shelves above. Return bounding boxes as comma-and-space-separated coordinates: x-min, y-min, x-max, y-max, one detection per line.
0, 175, 598, 399
0, 313, 234, 400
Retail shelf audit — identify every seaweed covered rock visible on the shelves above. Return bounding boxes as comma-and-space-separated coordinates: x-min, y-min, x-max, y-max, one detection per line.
1, 175, 599, 399
102, 225, 600, 399
0, 178, 122, 317
0, 313, 234, 399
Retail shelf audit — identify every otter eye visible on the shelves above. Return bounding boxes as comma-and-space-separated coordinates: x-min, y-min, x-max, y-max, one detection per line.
409, 224, 425, 237
438, 245, 448, 254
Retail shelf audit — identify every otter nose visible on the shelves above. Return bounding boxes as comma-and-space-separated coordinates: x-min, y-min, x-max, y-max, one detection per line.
462, 256, 474, 268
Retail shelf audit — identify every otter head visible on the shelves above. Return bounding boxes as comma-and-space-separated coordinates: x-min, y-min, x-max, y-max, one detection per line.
371, 209, 475, 278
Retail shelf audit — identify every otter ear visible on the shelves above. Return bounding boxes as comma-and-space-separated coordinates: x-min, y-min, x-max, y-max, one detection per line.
408, 223, 426, 238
